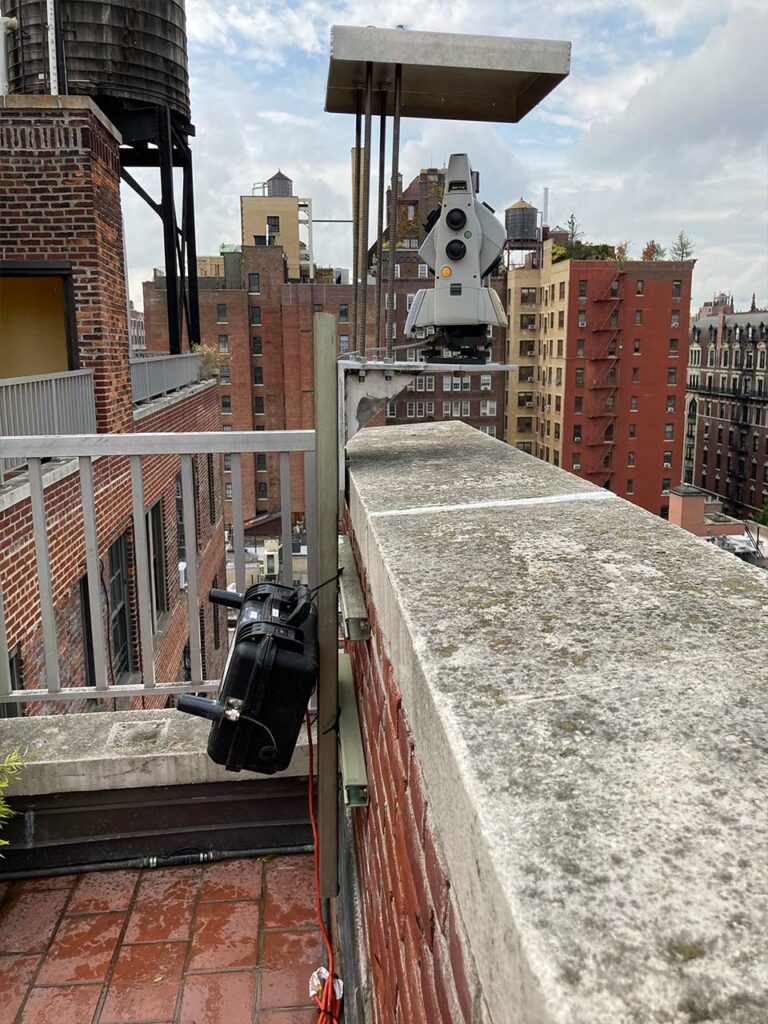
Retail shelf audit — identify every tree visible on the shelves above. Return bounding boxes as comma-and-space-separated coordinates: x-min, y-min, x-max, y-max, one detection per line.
641, 239, 666, 261
756, 500, 768, 527
566, 214, 583, 248
671, 230, 695, 259
0, 749, 26, 856
614, 240, 631, 264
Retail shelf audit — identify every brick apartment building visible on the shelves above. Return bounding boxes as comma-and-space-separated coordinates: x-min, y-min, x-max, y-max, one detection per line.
144, 168, 507, 526
505, 239, 695, 517
685, 309, 768, 519
0, 96, 227, 712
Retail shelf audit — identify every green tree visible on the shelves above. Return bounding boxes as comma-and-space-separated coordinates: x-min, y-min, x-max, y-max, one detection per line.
0, 749, 26, 856
642, 239, 666, 261
614, 240, 631, 264
756, 500, 768, 527
671, 230, 695, 259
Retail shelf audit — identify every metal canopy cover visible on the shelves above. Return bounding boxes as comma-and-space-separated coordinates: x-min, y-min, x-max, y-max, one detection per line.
326, 26, 571, 122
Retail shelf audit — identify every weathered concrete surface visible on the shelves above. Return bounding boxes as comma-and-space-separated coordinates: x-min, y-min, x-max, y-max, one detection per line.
0, 710, 309, 796
348, 422, 768, 1024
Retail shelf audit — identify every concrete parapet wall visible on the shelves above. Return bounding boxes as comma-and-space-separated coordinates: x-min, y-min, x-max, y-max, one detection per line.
347, 421, 768, 1024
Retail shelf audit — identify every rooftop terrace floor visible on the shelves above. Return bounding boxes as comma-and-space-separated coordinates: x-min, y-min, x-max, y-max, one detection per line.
0, 856, 322, 1024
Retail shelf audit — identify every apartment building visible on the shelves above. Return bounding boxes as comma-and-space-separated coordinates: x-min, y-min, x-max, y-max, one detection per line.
685, 309, 768, 519
0, 97, 227, 712
505, 240, 695, 516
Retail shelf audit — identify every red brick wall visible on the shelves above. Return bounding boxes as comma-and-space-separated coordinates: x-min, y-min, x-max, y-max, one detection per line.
0, 102, 132, 434
348, 538, 485, 1023
0, 385, 226, 710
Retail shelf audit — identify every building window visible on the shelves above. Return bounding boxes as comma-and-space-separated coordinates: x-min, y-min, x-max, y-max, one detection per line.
480, 400, 496, 417
248, 272, 260, 293
425, 376, 435, 391
224, 482, 233, 501
632, 368, 639, 383
253, 366, 263, 385
250, 307, 261, 326
108, 535, 132, 677
574, 396, 583, 414
387, 402, 396, 418
256, 453, 267, 472
634, 310, 643, 325
672, 280, 682, 298
385, 293, 397, 310
669, 338, 679, 357
628, 452, 636, 466
407, 204, 415, 219
223, 454, 231, 472
634, 339, 641, 354
520, 313, 536, 330
406, 401, 415, 418
267, 215, 280, 233
313, 303, 323, 313
626, 479, 634, 495
572, 453, 581, 469
575, 368, 584, 387
629, 423, 637, 439
636, 280, 644, 296
664, 424, 674, 440
339, 335, 350, 353
558, 282, 566, 300
207, 454, 216, 524
577, 311, 586, 328
479, 374, 491, 391
252, 336, 262, 355
671, 311, 680, 328
216, 303, 227, 323
407, 294, 416, 312
630, 396, 638, 411
218, 334, 229, 353
418, 264, 429, 279
219, 365, 230, 384
666, 396, 677, 413
254, 396, 264, 415
573, 426, 582, 443
663, 451, 673, 468
575, 339, 585, 358
578, 279, 587, 297
339, 304, 349, 322
668, 368, 677, 385
394, 264, 401, 278
221, 396, 232, 414
257, 482, 268, 500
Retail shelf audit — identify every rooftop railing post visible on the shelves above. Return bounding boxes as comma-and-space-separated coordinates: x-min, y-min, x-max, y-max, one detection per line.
314, 312, 340, 897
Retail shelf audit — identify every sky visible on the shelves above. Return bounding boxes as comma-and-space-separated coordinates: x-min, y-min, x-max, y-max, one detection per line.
123, 0, 768, 314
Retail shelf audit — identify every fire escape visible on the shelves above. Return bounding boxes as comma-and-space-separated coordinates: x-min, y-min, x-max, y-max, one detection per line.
585, 272, 623, 486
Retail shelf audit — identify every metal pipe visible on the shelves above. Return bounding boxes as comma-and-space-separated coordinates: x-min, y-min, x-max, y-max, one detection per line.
357, 62, 373, 358
373, 87, 388, 358
350, 89, 362, 355
0, 16, 19, 97
45, 0, 58, 95
0, 845, 315, 882
386, 64, 402, 359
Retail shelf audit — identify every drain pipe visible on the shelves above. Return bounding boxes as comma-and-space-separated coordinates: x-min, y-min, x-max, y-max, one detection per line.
0, 13, 19, 96
0, 844, 314, 882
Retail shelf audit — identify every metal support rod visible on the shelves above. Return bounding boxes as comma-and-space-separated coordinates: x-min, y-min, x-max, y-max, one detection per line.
183, 156, 201, 348
45, 0, 59, 96
386, 64, 402, 359
157, 108, 181, 355
373, 87, 387, 358
357, 63, 373, 358
313, 313, 339, 897
350, 89, 362, 356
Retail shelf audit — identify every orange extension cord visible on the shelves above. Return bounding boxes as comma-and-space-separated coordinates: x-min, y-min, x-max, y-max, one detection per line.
306, 710, 342, 1022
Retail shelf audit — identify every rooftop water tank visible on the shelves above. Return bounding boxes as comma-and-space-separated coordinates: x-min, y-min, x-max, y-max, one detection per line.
266, 171, 293, 197
505, 198, 538, 244
5, 0, 190, 120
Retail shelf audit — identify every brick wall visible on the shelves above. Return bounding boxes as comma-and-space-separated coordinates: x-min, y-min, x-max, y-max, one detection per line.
0, 99, 132, 434
348, 534, 489, 1023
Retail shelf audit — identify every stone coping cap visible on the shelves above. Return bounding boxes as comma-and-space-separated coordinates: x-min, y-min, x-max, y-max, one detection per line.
348, 421, 768, 1024
0, 94, 122, 142
0, 709, 310, 797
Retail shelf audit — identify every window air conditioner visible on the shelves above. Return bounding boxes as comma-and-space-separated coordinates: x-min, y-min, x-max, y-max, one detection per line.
179, 561, 188, 589
664, 461, 672, 468
573, 463, 581, 470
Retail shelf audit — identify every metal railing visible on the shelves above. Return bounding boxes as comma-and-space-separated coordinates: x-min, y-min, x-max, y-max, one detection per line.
0, 430, 316, 708
0, 370, 96, 484
130, 353, 203, 405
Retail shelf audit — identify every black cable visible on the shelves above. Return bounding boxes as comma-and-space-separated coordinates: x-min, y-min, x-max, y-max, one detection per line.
308, 568, 343, 599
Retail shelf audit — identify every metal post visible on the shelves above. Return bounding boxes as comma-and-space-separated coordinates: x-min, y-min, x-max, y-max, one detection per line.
386, 64, 402, 359
45, 0, 59, 95
373, 87, 387, 359
314, 312, 339, 897
158, 108, 181, 355
350, 90, 362, 356
183, 154, 201, 349
357, 63, 373, 358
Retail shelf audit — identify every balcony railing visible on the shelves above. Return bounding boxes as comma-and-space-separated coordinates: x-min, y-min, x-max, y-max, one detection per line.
130, 353, 203, 405
0, 370, 96, 484
0, 430, 316, 709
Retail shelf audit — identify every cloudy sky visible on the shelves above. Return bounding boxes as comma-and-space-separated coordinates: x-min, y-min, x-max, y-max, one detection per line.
123, 0, 768, 314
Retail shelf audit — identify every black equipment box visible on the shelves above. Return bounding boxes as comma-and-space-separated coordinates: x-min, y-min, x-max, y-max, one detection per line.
178, 583, 318, 775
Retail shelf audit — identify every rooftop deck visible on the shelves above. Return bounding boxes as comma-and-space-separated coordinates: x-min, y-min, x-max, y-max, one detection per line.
0, 855, 322, 1024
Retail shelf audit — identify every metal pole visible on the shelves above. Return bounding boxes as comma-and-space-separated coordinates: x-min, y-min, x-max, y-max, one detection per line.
357, 63, 373, 358
183, 152, 201, 349
314, 312, 339, 897
350, 90, 362, 356
45, 0, 59, 95
386, 64, 402, 359
158, 108, 181, 355
373, 87, 387, 359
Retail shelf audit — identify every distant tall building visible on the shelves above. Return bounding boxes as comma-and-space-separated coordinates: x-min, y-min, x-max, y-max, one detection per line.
240, 171, 313, 282
695, 291, 734, 320
505, 238, 695, 517
128, 300, 145, 353
685, 309, 768, 519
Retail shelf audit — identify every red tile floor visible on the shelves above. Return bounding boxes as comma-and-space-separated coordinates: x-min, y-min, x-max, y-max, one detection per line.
0, 855, 326, 1023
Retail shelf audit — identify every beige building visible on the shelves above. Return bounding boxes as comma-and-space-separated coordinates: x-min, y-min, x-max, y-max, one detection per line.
240, 170, 313, 282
